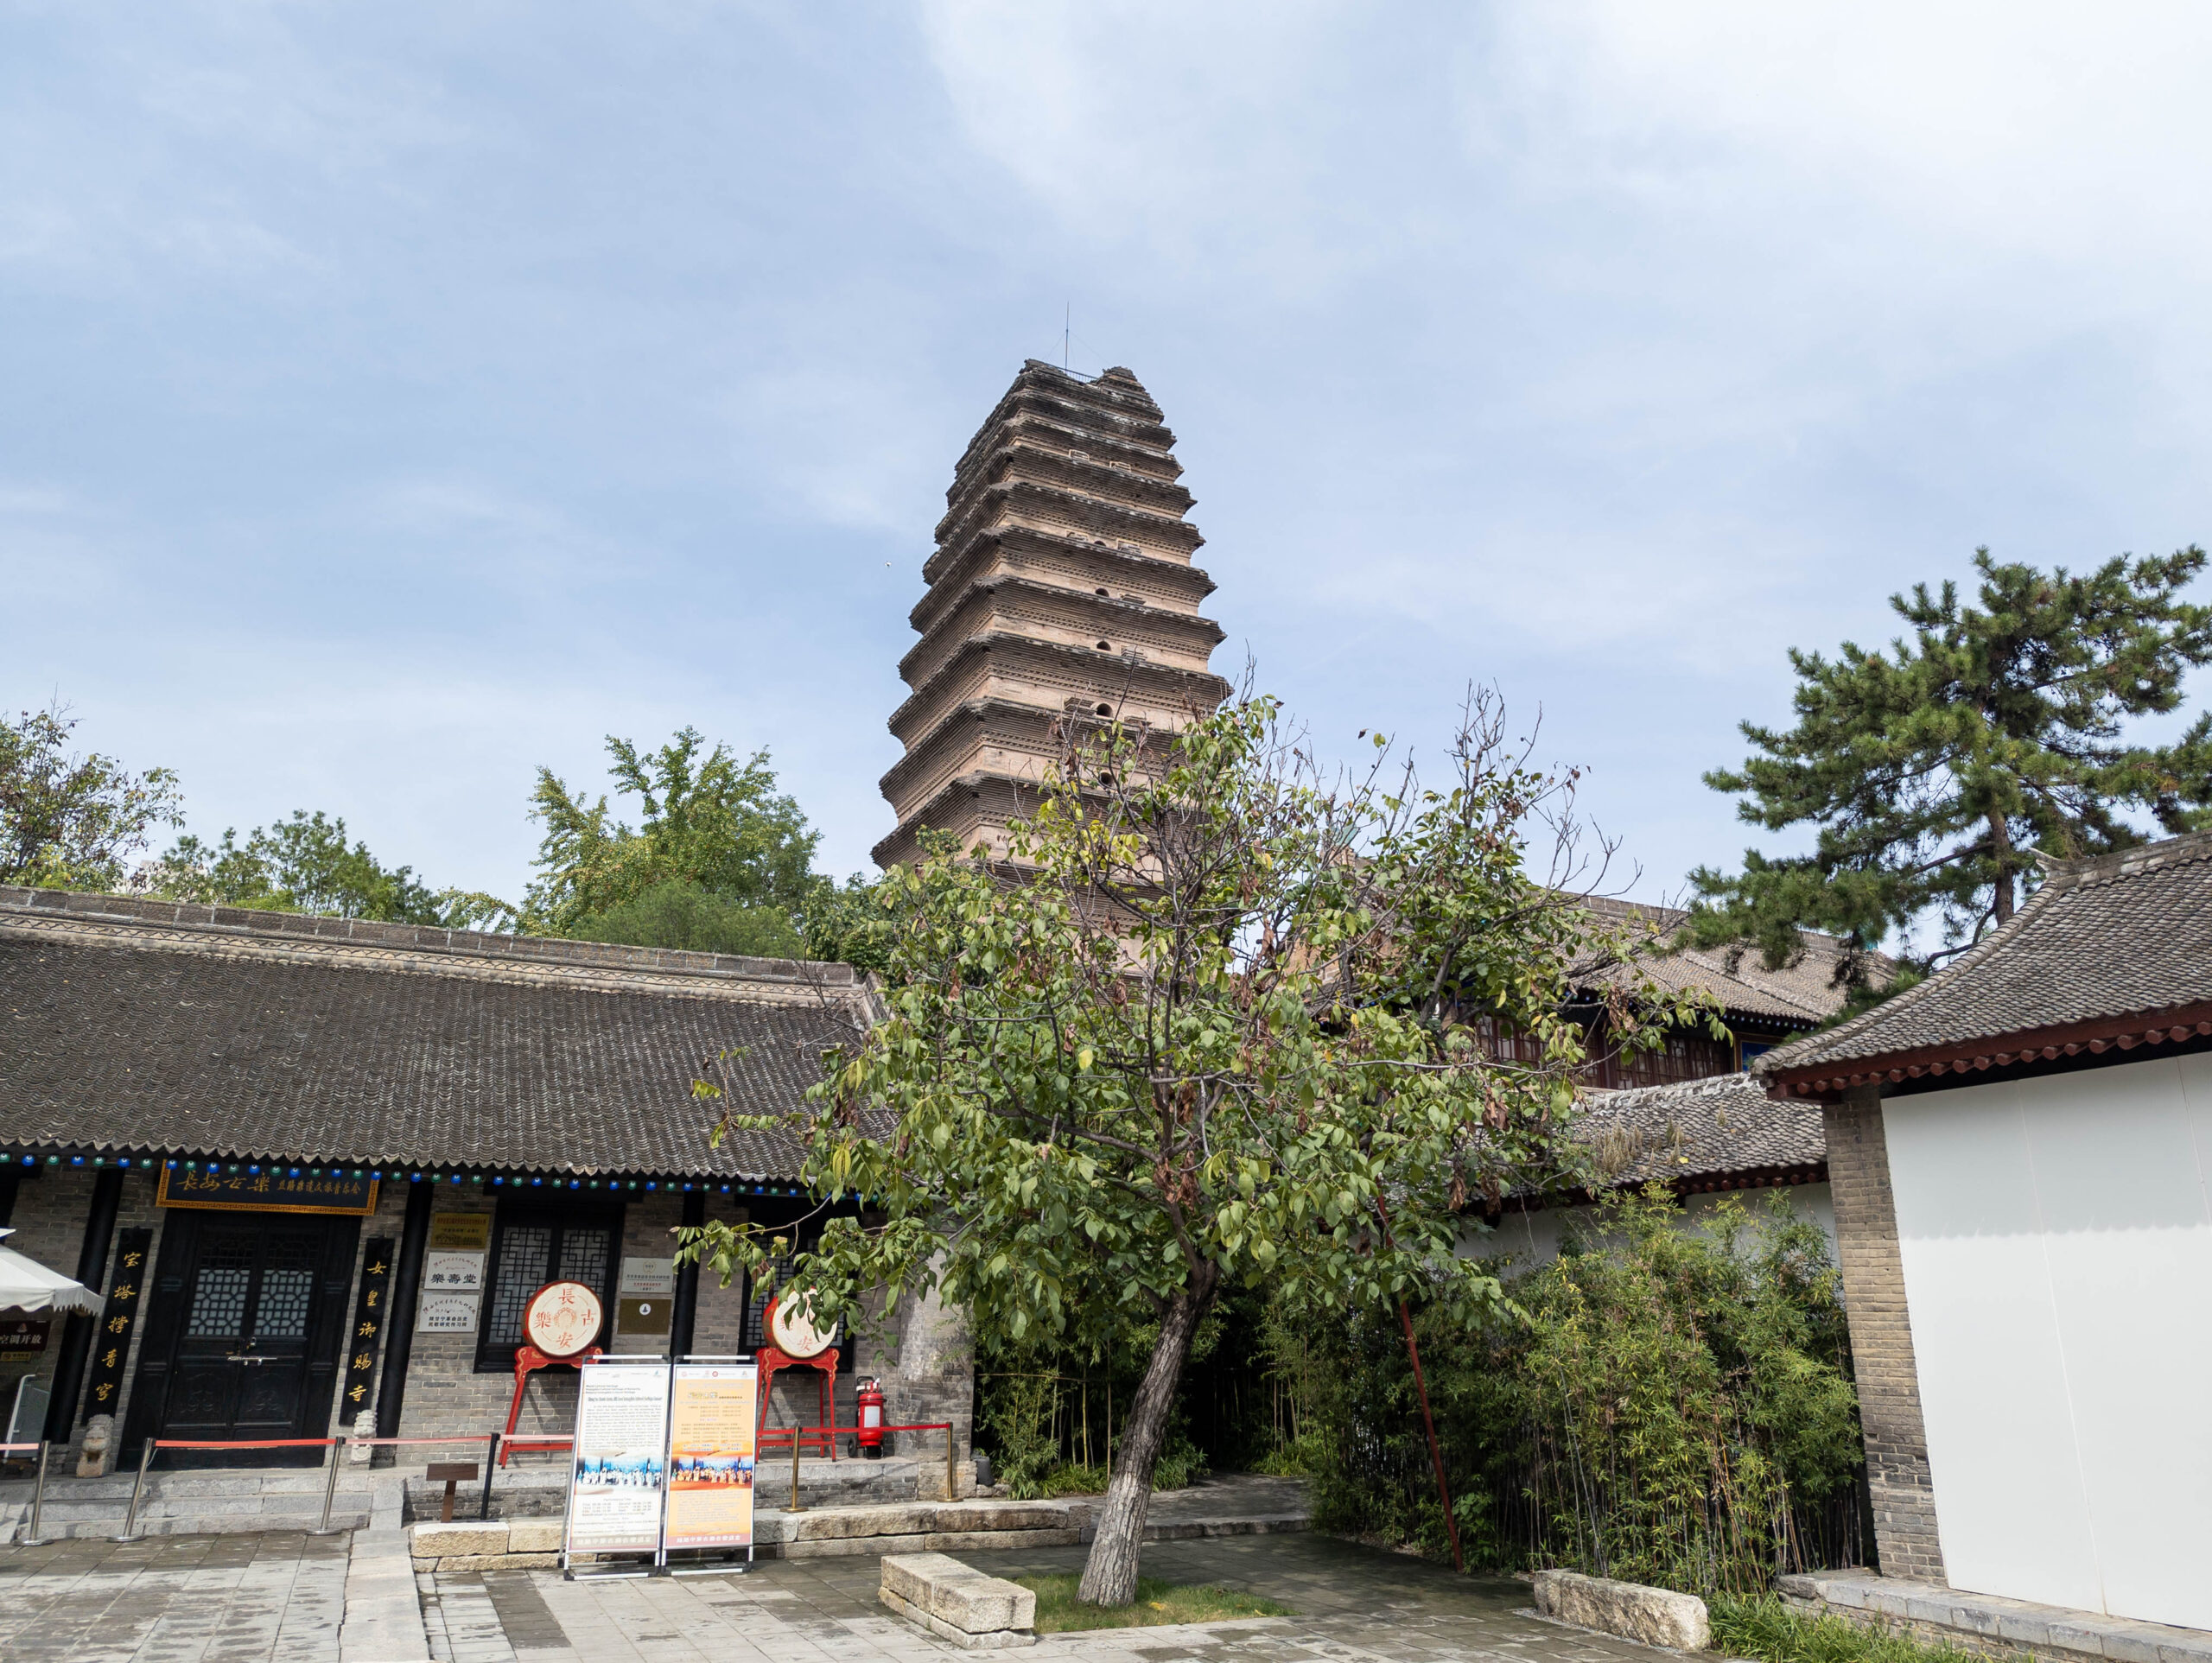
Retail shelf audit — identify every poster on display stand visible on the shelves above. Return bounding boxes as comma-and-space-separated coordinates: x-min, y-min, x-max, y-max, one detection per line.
664, 1362, 759, 1561
558, 1355, 757, 1576
563, 1357, 672, 1568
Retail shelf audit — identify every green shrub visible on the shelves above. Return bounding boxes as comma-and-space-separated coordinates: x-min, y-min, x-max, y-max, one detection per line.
1710, 1596, 2005, 1663
1277, 1187, 1866, 1592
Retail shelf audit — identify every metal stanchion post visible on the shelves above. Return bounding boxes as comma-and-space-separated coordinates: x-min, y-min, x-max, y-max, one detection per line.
22, 1440, 54, 1546
788, 1428, 804, 1514
945, 1427, 956, 1502
480, 1433, 499, 1520
308, 1442, 344, 1535
111, 1441, 156, 1542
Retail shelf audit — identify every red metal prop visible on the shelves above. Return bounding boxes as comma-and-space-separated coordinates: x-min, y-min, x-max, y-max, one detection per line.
755, 1344, 838, 1456
500, 1342, 604, 1463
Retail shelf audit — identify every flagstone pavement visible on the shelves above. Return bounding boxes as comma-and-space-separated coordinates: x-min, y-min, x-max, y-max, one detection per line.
0, 1530, 351, 1663
420, 1536, 1683, 1663
4, 1527, 1690, 1663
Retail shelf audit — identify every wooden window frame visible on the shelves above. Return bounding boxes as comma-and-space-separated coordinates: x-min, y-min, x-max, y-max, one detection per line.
473, 1196, 625, 1374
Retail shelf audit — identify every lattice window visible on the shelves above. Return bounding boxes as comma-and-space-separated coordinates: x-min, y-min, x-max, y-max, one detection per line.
742, 1250, 791, 1351
484, 1225, 552, 1350
187, 1236, 256, 1338
557, 1228, 612, 1293
474, 1204, 622, 1372
251, 1237, 318, 1339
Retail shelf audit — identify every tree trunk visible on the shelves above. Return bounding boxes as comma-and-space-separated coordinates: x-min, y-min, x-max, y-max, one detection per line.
1076, 1269, 1216, 1606
1988, 812, 2016, 924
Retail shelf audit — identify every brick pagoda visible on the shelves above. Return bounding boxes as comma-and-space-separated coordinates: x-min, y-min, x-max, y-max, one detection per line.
874, 361, 1232, 868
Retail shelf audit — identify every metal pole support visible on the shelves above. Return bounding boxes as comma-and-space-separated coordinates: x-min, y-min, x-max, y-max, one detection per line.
21, 1440, 54, 1546
787, 1427, 804, 1514
480, 1433, 499, 1521
111, 1440, 156, 1542
945, 1426, 956, 1502
308, 1442, 345, 1535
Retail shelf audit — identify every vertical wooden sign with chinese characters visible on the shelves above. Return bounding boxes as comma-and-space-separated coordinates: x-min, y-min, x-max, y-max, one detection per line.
79, 1228, 152, 1425
341, 1237, 396, 1425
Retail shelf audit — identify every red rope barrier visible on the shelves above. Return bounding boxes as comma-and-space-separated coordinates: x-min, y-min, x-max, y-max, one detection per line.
342, 1437, 498, 1447
151, 1438, 337, 1450
758, 1421, 950, 1440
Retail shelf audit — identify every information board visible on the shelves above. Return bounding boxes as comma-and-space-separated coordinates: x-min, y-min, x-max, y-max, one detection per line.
664, 1362, 759, 1551
564, 1360, 671, 1556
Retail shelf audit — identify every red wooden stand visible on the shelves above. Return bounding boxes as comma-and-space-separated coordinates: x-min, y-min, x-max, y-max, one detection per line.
756, 1345, 839, 1457
499, 1342, 603, 1463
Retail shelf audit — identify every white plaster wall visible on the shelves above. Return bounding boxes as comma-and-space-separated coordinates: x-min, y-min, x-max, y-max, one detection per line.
1477, 1183, 1836, 1272
1883, 1054, 2212, 1630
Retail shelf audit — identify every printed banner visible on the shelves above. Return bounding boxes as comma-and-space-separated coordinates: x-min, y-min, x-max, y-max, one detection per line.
157, 1167, 379, 1216
76, 1228, 151, 1425
340, 1236, 395, 1419
664, 1363, 758, 1551
565, 1360, 671, 1555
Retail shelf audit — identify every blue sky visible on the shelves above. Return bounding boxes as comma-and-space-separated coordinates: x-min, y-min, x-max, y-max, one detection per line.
7, 3, 2210, 918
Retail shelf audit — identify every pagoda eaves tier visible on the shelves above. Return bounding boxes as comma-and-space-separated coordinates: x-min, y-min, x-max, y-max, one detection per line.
874, 361, 1232, 870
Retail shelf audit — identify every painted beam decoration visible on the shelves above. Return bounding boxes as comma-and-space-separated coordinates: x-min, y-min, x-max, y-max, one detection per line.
157, 1166, 380, 1216
79, 1227, 152, 1423
342, 1237, 396, 1419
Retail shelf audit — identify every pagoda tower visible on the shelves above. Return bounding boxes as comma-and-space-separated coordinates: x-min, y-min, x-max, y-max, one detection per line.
874, 361, 1231, 869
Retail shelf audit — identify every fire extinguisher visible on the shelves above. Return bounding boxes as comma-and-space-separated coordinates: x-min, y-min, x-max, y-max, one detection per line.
856, 1376, 886, 1459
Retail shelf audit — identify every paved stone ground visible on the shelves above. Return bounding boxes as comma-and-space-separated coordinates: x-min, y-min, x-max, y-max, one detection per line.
0, 1530, 352, 1662
423, 1534, 1679, 1663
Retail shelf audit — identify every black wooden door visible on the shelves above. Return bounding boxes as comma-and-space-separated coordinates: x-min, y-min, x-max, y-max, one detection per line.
128, 1211, 359, 1465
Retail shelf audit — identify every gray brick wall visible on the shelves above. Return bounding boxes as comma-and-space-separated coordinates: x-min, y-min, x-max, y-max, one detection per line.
3, 1167, 972, 1478
3, 1165, 174, 1467
1824, 1086, 1948, 1584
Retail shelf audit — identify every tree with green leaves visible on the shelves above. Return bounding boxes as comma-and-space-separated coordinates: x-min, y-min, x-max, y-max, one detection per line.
524, 727, 819, 955
684, 693, 1712, 1605
149, 809, 477, 924
1688, 547, 2212, 976
1, 705, 182, 891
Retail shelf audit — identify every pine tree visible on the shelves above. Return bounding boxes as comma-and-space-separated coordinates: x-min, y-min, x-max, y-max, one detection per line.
1688, 547, 2212, 976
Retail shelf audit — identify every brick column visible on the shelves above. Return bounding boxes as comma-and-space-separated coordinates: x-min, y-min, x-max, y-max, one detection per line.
1825, 1085, 1947, 1583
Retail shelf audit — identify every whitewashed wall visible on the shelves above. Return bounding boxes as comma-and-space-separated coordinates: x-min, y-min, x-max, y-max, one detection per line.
1884, 1054, 2212, 1629
1476, 1183, 1836, 1270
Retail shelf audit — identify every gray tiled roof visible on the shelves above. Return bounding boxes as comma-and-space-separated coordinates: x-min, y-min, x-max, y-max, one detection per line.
1578, 898, 1889, 1027
1755, 829, 2212, 1076
0, 888, 876, 1177
1572, 1073, 1826, 1188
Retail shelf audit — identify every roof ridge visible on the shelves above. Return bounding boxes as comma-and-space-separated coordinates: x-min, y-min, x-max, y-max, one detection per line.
0, 885, 857, 989
1755, 888, 2045, 1075
1755, 826, 2212, 1078
2047, 826, 2212, 890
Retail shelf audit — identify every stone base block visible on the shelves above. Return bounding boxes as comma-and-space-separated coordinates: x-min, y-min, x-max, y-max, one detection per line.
1535, 1569, 1710, 1652
1777, 1572, 2212, 1663
880, 1552, 1037, 1648
880, 1586, 1036, 1649
422, 1552, 563, 1572
410, 1521, 507, 1558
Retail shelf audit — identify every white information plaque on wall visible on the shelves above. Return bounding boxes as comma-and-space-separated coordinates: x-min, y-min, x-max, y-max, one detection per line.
417, 1291, 481, 1334
424, 1251, 486, 1293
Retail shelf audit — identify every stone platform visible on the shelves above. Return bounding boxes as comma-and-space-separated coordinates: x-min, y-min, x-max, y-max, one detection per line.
1779, 1571, 2212, 1663
408, 1474, 1313, 1570
0, 1453, 928, 1541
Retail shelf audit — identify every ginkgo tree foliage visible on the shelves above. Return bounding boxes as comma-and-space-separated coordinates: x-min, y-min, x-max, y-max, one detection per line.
683, 691, 1717, 1606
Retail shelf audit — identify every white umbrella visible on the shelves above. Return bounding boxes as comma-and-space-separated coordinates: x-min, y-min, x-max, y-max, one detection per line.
0, 1227, 99, 1315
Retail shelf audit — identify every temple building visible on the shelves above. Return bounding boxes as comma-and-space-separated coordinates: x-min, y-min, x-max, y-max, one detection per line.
874, 361, 1232, 869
